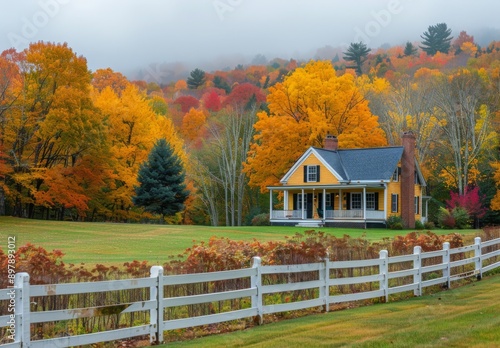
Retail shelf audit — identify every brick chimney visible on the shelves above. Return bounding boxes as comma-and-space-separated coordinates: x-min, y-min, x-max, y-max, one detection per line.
324, 134, 338, 151
401, 131, 416, 229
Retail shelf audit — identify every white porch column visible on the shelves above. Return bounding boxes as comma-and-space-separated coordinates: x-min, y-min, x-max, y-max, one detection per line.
363, 187, 368, 229
383, 184, 387, 220
301, 189, 305, 219
339, 189, 342, 211
284, 190, 288, 213
322, 188, 326, 218
269, 189, 273, 219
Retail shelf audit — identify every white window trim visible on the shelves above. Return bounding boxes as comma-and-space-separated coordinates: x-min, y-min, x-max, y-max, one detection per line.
307, 165, 317, 182
366, 192, 376, 211
351, 192, 362, 210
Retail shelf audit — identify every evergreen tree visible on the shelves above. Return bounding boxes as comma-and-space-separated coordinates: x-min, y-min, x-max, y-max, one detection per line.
403, 41, 418, 57
187, 68, 206, 89
133, 138, 189, 221
213, 75, 231, 94
420, 23, 453, 56
343, 42, 371, 75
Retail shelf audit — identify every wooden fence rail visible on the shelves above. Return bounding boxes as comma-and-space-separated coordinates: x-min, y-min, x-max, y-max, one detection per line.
1, 237, 499, 347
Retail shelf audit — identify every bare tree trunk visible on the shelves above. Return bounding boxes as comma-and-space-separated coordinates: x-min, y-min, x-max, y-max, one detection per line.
432, 71, 493, 195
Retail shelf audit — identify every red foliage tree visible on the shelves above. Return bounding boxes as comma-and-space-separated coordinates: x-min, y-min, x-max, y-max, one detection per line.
223, 83, 266, 108
172, 95, 200, 113
446, 186, 487, 222
452, 31, 474, 51
202, 90, 222, 112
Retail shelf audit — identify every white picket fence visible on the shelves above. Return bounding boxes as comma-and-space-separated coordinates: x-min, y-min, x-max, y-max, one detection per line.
1, 237, 499, 347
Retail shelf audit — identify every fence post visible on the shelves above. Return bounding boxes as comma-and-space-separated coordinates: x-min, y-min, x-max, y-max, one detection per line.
321, 254, 330, 312
251, 256, 263, 325
379, 250, 388, 303
442, 242, 450, 289
474, 237, 482, 280
413, 246, 422, 296
14, 272, 30, 347
150, 266, 164, 345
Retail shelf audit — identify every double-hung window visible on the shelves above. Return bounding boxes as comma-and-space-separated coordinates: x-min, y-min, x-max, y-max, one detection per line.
351, 193, 362, 210
366, 193, 376, 210
304, 165, 320, 182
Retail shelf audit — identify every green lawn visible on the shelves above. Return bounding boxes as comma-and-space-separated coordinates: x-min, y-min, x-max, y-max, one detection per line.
158, 275, 500, 348
0, 216, 478, 265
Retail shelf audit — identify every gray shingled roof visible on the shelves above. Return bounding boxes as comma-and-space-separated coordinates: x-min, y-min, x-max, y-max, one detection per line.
314, 146, 404, 181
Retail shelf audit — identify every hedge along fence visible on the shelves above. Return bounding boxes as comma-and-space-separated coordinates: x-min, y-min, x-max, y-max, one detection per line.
1, 237, 500, 347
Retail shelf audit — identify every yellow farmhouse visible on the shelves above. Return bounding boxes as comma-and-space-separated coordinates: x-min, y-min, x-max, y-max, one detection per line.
267, 132, 429, 228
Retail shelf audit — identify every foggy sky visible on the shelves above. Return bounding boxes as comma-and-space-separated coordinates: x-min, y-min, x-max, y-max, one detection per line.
1, 0, 500, 79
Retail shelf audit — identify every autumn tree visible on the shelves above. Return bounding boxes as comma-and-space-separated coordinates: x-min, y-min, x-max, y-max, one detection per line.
202, 90, 222, 112
244, 60, 387, 192
343, 42, 371, 75
172, 95, 199, 113
181, 108, 207, 143
432, 69, 497, 195
420, 23, 453, 56
446, 186, 486, 228
174, 79, 187, 92
133, 138, 189, 222
93, 84, 186, 220
363, 72, 439, 166
452, 30, 474, 52
0, 49, 22, 215
187, 68, 206, 89
491, 162, 500, 211
1, 42, 106, 219
92, 68, 129, 94
223, 83, 266, 109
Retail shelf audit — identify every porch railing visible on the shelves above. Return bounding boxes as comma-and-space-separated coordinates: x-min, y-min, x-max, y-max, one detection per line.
271, 210, 385, 220
271, 210, 303, 219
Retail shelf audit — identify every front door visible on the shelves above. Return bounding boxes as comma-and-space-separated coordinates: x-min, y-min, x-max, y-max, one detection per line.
306, 193, 313, 218
293, 193, 314, 219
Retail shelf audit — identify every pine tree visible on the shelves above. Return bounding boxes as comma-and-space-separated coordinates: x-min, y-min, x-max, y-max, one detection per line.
133, 138, 189, 221
187, 68, 206, 89
343, 42, 371, 75
213, 75, 231, 94
420, 23, 453, 56
403, 41, 418, 57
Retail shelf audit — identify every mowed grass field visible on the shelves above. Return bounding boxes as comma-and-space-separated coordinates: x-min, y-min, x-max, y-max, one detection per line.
159, 275, 500, 348
0, 216, 479, 266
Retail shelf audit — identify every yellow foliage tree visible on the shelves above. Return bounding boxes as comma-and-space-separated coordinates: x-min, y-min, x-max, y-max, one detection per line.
245, 60, 387, 192
491, 162, 500, 210
92, 84, 186, 218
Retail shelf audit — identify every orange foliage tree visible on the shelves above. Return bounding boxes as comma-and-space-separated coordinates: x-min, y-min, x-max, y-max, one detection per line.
181, 108, 207, 143
244, 60, 387, 192
1, 42, 106, 218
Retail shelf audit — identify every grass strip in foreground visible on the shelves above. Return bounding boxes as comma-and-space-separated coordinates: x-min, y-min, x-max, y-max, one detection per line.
159, 275, 500, 348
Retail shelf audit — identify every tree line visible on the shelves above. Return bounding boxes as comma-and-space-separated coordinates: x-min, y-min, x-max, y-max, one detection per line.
1, 23, 500, 226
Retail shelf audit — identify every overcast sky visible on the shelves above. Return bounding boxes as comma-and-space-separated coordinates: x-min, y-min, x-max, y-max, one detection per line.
1, 0, 500, 78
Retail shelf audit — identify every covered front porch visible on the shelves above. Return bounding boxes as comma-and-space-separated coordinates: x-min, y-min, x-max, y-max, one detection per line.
268, 184, 388, 228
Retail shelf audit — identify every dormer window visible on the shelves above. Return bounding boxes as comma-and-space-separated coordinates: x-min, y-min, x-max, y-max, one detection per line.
304, 165, 320, 182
